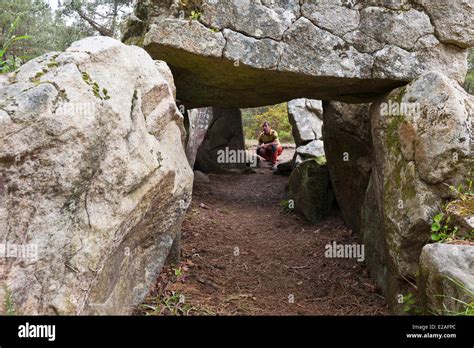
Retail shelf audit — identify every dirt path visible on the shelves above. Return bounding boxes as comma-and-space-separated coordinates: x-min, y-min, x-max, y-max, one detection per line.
138, 148, 388, 315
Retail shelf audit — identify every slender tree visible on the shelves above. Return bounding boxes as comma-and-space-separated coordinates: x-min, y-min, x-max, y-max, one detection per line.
0, 0, 93, 72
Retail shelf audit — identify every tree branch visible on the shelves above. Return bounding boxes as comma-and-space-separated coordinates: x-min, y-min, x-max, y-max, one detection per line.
75, 8, 113, 37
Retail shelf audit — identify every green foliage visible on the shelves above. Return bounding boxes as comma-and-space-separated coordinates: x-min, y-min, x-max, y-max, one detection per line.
430, 213, 459, 242
242, 103, 294, 143
174, 267, 183, 277
82, 71, 111, 100
0, 0, 134, 71
190, 10, 202, 21
280, 199, 295, 214
47, 61, 59, 68
314, 156, 327, 166
141, 291, 184, 316
138, 264, 215, 316
402, 292, 422, 315
3, 286, 16, 316
464, 230, 474, 241
59, 0, 134, 38
435, 277, 474, 316
102, 88, 110, 99
140, 290, 214, 316
157, 291, 186, 315
0, 0, 94, 71
0, 15, 31, 74
431, 180, 473, 243
447, 180, 474, 200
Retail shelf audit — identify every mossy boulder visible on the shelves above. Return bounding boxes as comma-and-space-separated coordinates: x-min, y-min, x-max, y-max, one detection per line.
322, 101, 373, 233
288, 158, 334, 223
362, 71, 473, 311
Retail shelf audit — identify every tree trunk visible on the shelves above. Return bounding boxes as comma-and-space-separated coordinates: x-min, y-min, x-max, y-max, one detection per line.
111, 0, 119, 37
75, 8, 113, 37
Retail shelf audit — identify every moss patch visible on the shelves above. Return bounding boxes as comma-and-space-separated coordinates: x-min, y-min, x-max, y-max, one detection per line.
30, 71, 45, 84
123, 32, 146, 47
62, 127, 109, 228
386, 115, 405, 153
447, 196, 474, 218
47, 61, 59, 69
3, 286, 16, 315
82, 71, 111, 100
314, 156, 327, 166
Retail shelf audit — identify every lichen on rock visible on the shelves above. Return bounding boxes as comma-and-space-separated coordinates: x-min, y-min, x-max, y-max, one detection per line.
125, 0, 472, 108
0, 36, 193, 315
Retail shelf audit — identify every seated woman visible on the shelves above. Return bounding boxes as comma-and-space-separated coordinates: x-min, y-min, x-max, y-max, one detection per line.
256, 121, 284, 170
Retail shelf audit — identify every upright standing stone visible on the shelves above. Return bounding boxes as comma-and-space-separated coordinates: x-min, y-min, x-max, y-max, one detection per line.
322, 101, 373, 233
364, 71, 473, 311
289, 158, 334, 224
288, 99, 323, 147
195, 107, 246, 173
0, 37, 193, 315
184, 107, 213, 168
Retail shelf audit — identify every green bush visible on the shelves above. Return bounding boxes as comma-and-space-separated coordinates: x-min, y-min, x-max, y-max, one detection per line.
242, 103, 294, 143
0, 16, 31, 74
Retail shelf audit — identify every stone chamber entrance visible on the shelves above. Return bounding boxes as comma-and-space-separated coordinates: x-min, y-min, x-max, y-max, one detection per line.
2, 0, 472, 317
135, 102, 388, 316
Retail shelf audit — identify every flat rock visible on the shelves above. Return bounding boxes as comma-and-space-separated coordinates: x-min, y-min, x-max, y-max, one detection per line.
419, 244, 474, 315
127, 0, 471, 107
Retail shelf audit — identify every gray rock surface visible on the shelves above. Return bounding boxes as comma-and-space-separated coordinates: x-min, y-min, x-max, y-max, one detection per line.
419, 244, 474, 315
288, 158, 334, 224
194, 107, 246, 173
323, 101, 373, 233
413, 0, 474, 48
296, 140, 325, 160
0, 37, 193, 315
127, 0, 471, 107
322, 72, 473, 312
363, 71, 473, 310
288, 99, 323, 147
184, 107, 213, 168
